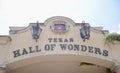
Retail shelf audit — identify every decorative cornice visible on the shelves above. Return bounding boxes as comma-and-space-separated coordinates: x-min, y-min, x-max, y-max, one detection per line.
9, 23, 44, 34
8, 16, 109, 35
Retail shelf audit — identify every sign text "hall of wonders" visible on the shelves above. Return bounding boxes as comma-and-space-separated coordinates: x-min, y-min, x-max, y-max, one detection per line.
13, 38, 108, 58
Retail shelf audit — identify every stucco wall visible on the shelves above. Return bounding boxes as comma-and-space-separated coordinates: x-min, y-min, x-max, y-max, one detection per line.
0, 16, 119, 73
0, 36, 10, 67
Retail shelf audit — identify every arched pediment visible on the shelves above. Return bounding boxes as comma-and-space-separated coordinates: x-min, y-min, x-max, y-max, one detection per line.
44, 16, 75, 25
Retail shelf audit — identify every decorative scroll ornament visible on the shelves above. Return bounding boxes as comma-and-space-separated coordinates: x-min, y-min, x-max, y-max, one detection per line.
31, 21, 42, 42
80, 21, 90, 41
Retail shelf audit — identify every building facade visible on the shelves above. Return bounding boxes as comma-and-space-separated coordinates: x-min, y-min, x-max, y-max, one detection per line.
0, 16, 120, 73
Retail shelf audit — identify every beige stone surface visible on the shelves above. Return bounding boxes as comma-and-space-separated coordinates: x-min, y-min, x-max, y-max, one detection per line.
0, 16, 120, 73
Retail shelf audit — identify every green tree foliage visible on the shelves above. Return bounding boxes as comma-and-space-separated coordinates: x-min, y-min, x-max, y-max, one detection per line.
105, 33, 120, 44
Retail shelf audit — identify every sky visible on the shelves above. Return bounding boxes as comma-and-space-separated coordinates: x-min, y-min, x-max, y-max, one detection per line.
0, 0, 120, 35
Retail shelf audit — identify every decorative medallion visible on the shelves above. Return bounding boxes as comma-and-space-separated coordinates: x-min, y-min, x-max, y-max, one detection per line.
51, 21, 69, 33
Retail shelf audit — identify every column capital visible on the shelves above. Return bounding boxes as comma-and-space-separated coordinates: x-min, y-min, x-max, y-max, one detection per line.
111, 62, 120, 73
0, 67, 6, 73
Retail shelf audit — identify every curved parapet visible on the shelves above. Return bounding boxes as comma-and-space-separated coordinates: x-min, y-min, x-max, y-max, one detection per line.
44, 16, 76, 25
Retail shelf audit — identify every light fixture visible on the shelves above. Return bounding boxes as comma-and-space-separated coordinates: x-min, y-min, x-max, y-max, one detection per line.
80, 20, 90, 41
31, 21, 42, 42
